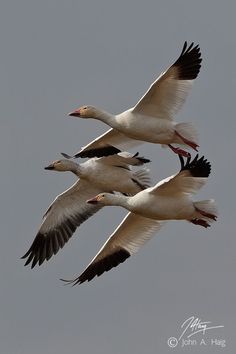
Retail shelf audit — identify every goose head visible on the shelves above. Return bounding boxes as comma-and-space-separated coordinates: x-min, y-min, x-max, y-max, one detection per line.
68, 105, 99, 119
44, 159, 78, 172
87, 193, 115, 206
86, 192, 128, 207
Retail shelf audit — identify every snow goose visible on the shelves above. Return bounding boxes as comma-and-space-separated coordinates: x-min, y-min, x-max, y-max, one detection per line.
68, 42, 202, 159
63, 155, 217, 284
21, 153, 151, 269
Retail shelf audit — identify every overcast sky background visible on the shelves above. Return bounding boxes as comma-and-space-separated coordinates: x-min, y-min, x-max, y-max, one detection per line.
0, 0, 235, 353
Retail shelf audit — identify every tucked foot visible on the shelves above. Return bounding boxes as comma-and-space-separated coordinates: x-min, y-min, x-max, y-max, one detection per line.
175, 131, 199, 151
190, 219, 210, 228
168, 144, 191, 157
195, 207, 217, 221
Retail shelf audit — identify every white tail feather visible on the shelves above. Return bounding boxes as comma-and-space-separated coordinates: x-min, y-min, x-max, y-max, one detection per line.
175, 122, 199, 145
194, 199, 218, 222
133, 168, 151, 188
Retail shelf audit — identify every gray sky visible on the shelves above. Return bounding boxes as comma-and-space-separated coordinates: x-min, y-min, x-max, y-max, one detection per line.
0, 0, 235, 353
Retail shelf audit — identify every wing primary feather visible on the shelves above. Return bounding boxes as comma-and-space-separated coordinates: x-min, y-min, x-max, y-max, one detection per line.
180, 41, 188, 55
31, 250, 40, 269
132, 152, 151, 164
173, 42, 202, 80
136, 156, 151, 164
46, 237, 53, 261
180, 154, 211, 177
75, 145, 121, 158
178, 154, 185, 169
23, 251, 34, 267
52, 233, 60, 255
57, 230, 66, 248
60, 152, 73, 159
61, 249, 131, 285
38, 242, 47, 266
131, 178, 147, 191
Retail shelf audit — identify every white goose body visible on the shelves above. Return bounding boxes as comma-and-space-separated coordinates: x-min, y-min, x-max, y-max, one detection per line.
109, 110, 175, 144
22, 152, 151, 268
123, 189, 195, 220
75, 157, 142, 194
64, 155, 217, 285
68, 42, 202, 159
88, 154, 217, 225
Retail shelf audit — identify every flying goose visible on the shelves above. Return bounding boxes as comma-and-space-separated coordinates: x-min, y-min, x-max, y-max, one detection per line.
22, 153, 151, 268
68, 42, 202, 159
63, 155, 217, 285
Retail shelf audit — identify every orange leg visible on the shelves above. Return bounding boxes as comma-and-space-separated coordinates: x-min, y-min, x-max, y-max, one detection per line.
190, 219, 210, 228
168, 144, 191, 157
175, 130, 199, 151
195, 207, 217, 221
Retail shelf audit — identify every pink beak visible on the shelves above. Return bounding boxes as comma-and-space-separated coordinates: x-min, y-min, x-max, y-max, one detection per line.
87, 196, 99, 204
68, 109, 80, 117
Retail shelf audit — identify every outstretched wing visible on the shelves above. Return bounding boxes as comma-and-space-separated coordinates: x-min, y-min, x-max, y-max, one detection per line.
133, 42, 202, 120
22, 180, 102, 268
98, 151, 150, 168
73, 128, 143, 159
62, 212, 164, 285
150, 154, 211, 196
69, 43, 201, 159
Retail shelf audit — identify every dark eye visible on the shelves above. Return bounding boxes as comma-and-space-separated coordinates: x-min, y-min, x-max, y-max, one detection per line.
84, 106, 87, 110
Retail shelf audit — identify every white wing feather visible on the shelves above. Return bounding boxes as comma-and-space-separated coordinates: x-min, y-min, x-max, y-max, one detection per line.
65, 213, 164, 284
75, 128, 142, 157
150, 171, 207, 196
22, 180, 102, 267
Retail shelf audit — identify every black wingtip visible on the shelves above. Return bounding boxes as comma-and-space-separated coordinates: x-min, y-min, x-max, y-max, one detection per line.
132, 152, 150, 164
21, 250, 30, 259
180, 154, 211, 177
60, 152, 73, 159
21, 234, 49, 269
61, 248, 131, 286
79, 248, 130, 284
136, 157, 151, 164
174, 41, 202, 80
74, 145, 121, 159
21, 230, 69, 269
60, 278, 77, 286
178, 154, 185, 169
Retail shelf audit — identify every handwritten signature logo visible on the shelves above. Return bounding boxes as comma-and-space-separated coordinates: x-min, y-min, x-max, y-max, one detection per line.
167, 316, 225, 348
